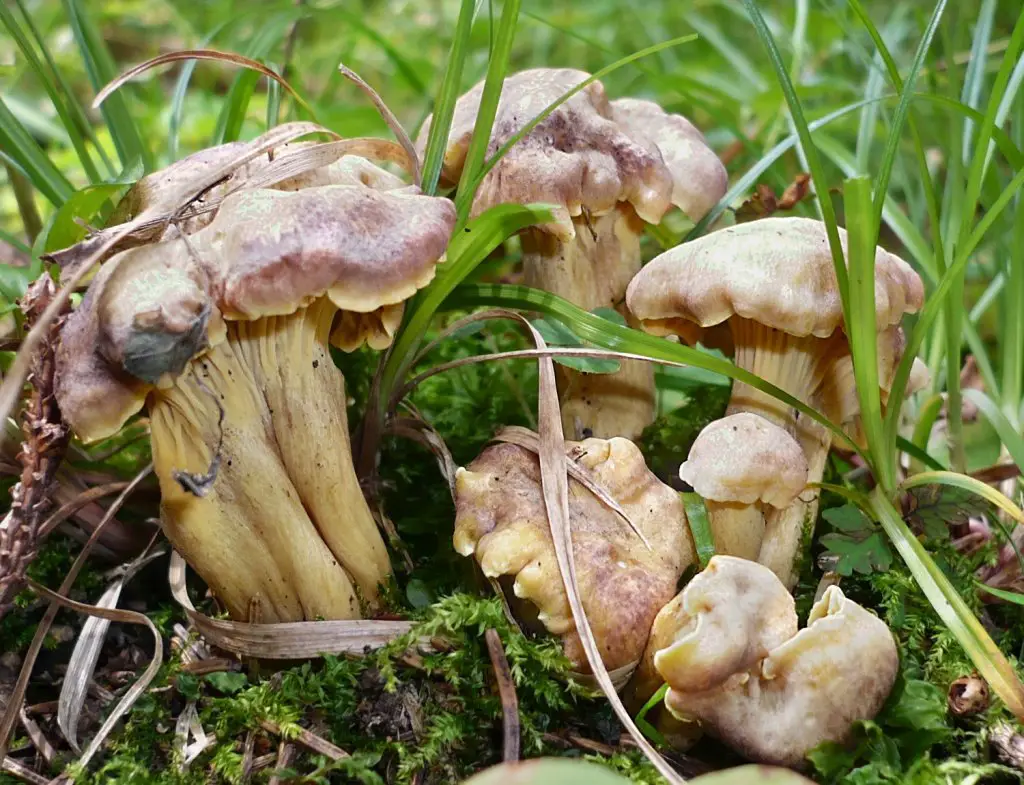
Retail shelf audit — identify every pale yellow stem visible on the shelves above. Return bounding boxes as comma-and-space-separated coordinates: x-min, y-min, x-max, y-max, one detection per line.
150, 332, 360, 622
233, 298, 391, 607
521, 205, 655, 440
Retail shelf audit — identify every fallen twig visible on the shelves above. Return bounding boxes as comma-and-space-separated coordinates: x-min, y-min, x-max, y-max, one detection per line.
268, 741, 295, 785
1, 755, 48, 785
484, 629, 520, 762
260, 719, 349, 761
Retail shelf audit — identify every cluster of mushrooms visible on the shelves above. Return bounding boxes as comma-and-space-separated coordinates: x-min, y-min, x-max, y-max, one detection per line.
51, 67, 926, 769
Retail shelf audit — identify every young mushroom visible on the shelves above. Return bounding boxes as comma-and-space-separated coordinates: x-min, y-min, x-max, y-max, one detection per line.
419, 68, 727, 440
679, 413, 808, 560
627, 216, 924, 586
55, 168, 456, 623
650, 556, 898, 767
454, 433, 694, 675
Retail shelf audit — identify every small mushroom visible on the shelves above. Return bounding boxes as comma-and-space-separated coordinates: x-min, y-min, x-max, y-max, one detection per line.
627, 216, 924, 586
420, 68, 727, 440
679, 413, 808, 560
453, 433, 694, 673
56, 160, 455, 622
647, 556, 898, 767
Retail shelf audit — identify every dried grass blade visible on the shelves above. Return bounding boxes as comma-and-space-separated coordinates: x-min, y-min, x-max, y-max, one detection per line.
57, 577, 123, 753
17, 708, 57, 768
526, 324, 686, 782
235, 138, 417, 191
493, 425, 651, 551
39, 481, 132, 538
0, 464, 151, 761
44, 121, 340, 273
1, 756, 47, 785
338, 64, 421, 187
259, 719, 348, 760
168, 553, 414, 658
27, 579, 163, 770
93, 49, 313, 117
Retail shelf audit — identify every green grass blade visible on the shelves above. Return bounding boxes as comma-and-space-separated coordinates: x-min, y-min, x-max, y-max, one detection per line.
885, 164, 1024, 454
214, 69, 263, 144
62, 0, 152, 171
419, 0, 477, 195
869, 0, 946, 232
0, 98, 74, 206
13, 0, 115, 176
0, 3, 101, 183
869, 485, 1024, 722
452, 0, 522, 224
960, 0, 997, 159
681, 493, 715, 568
844, 176, 889, 488
446, 282, 855, 451
742, 0, 848, 314
377, 203, 556, 409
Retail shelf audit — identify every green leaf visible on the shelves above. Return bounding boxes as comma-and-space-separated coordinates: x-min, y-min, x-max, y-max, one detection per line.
902, 484, 990, 541
204, 671, 248, 695
405, 578, 435, 609
530, 308, 626, 374
34, 181, 134, 254
0, 259, 43, 303
175, 672, 200, 700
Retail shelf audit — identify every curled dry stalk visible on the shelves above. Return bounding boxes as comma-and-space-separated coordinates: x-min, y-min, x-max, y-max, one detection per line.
0, 274, 71, 619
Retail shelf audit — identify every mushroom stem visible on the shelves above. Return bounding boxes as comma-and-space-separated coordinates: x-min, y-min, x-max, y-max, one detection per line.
521, 205, 655, 440
232, 297, 392, 606
150, 328, 361, 623
150, 298, 392, 623
725, 318, 838, 587
704, 501, 765, 561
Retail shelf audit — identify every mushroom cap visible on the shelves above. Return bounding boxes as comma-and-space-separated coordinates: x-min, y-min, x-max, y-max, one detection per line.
679, 413, 808, 508
652, 555, 797, 694
56, 178, 455, 443
627, 216, 925, 339
453, 434, 693, 672
609, 98, 727, 221
664, 584, 898, 767
418, 68, 722, 237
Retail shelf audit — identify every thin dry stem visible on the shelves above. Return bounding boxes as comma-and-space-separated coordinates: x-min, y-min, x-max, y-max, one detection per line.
0, 276, 71, 618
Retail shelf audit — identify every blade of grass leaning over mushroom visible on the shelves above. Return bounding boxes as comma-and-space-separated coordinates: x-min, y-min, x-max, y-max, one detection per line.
627, 216, 924, 586
54, 153, 456, 622
418, 68, 727, 441
644, 555, 898, 767
453, 430, 695, 678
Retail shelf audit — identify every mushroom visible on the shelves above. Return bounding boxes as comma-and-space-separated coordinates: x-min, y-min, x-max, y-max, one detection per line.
419, 68, 727, 440
453, 433, 694, 674
55, 166, 456, 623
627, 216, 924, 586
679, 413, 808, 560
649, 556, 898, 767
